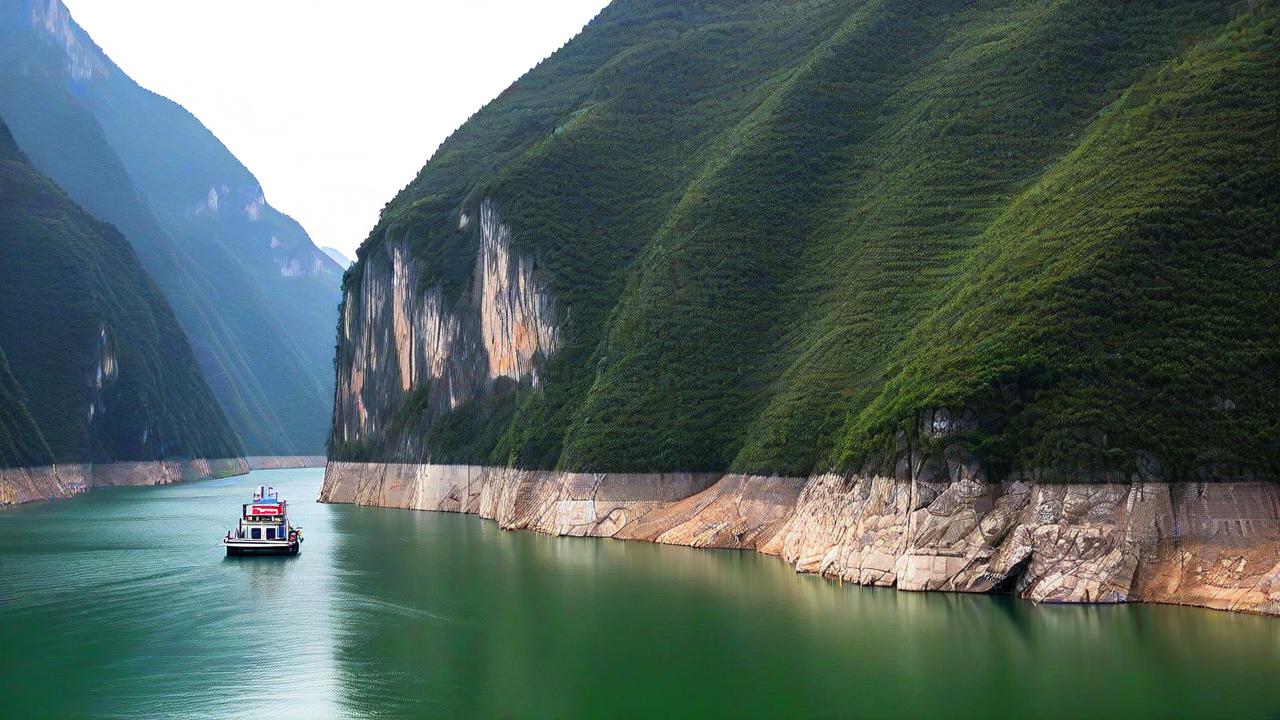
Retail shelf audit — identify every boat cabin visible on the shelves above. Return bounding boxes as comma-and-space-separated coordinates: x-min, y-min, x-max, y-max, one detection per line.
223, 485, 302, 556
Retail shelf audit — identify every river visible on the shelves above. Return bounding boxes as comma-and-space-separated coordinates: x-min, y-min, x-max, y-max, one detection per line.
1, 468, 1277, 718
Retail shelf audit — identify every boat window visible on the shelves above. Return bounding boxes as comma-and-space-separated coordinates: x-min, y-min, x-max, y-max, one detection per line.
266, 528, 276, 540
251, 528, 261, 540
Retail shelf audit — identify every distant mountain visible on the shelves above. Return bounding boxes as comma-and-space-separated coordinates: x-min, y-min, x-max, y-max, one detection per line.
0, 0, 340, 455
0, 117, 241, 470
322, 247, 352, 269
331, 0, 1279, 484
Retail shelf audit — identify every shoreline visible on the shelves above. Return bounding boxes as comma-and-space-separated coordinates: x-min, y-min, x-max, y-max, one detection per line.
0, 456, 325, 508
320, 461, 1280, 617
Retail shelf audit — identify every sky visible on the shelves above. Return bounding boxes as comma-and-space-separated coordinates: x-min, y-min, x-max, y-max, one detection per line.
61, 0, 610, 259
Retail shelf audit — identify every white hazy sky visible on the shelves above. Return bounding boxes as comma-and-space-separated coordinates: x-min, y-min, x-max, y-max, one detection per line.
62, 0, 610, 258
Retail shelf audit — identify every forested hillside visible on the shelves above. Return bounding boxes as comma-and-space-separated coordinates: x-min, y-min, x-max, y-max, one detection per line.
0, 118, 241, 468
0, 0, 341, 455
333, 0, 1278, 484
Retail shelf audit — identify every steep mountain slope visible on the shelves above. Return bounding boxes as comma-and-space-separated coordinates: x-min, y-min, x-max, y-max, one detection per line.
0, 345, 50, 469
0, 0, 340, 455
333, 0, 1278, 487
0, 117, 242, 501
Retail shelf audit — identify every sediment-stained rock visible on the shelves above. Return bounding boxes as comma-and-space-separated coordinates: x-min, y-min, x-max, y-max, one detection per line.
1130, 482, 1280, 614
618, 474, 806, 551
0, 458, 249, 507
245, 456, 328, 470
319, 462, 721, 538
780, 474, 915, 586
321, 461, 1280, 615
319, 462, 486, 512
0, 465, 83, 506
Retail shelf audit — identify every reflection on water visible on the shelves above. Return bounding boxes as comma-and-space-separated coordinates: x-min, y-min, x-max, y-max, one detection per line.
1, 469, 1278, 719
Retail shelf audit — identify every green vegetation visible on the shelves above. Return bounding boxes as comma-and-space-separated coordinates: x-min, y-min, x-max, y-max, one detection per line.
0, 345, 52, 467
342, 0, 1279, 482
0, 118, 242, 466
0, 0, 341, 454
839, 9, 1280, 480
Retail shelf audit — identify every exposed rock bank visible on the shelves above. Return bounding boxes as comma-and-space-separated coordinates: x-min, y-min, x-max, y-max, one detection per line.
0, 457, 249, 507
321, 462, 1280, 616
245, 456, 328, 470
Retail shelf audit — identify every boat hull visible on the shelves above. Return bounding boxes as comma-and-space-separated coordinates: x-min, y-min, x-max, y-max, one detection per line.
224, 540, 300, 557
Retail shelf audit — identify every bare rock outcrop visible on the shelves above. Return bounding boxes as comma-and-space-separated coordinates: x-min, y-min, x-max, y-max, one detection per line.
321, 461, 1280, 615
245, 456, 328, 470
333, 200, 558, 453
0, 458, 249, 507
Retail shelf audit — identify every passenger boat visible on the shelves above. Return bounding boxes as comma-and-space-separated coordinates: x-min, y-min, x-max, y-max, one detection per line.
223, 485, 302, 556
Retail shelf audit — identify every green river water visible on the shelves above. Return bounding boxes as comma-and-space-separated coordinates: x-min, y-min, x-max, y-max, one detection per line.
1, 468, 1278, 719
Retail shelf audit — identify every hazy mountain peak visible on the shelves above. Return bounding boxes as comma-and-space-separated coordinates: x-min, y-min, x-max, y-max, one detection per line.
25, 0, 106, 80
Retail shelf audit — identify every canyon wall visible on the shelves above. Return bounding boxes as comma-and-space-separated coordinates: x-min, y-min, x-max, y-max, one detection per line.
321, 2, 1279, 619
321, 462, 1280, 616
0, 457, 248, 507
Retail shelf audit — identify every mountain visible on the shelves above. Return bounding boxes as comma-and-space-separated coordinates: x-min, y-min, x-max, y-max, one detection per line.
0, 0, 341, 455
331, 0, 1278, 485
0, 343, 49, 470
0, 117, 243, 503
322, 246, 352, 269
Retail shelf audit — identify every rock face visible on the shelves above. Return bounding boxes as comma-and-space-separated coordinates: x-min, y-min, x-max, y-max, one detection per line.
0, 458, 248, 507
244, 456, 328, 471
0, 456, 326, 508
334, 200, 558, 457
322, 463, 1280, 616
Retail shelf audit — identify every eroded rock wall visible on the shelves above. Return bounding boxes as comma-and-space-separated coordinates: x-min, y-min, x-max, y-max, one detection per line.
0, 465, 84, 506
333, 200, 558, 456
245, 456, 328, 470
0, 457, 249, 507
321, 462, 1280, 615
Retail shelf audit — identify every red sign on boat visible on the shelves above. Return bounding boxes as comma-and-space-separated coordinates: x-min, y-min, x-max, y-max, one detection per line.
248, 504, 283, 516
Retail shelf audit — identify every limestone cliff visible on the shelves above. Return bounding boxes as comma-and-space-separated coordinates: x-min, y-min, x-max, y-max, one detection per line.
334, 200, 558, 460
0, 457, 321, 508
322, 463, 1280, 616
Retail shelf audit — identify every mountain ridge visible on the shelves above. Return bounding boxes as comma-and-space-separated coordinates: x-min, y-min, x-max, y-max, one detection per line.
0, 115, 242, 473
0, 0, 341, 455
332, 0, 1278, 485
